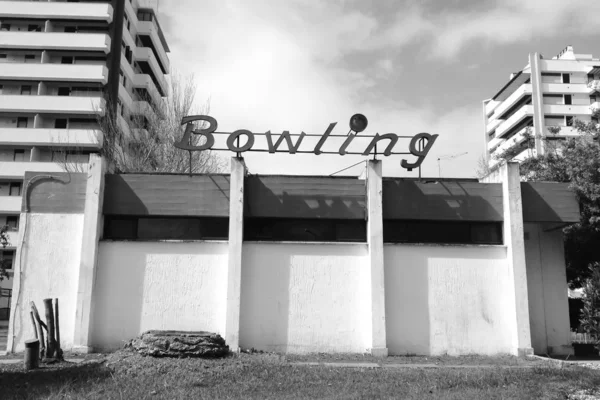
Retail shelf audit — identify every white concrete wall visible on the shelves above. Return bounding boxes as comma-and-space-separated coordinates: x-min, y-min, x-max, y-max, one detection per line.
10, 213, 84, 352
92, 241, 228, 351
240, 243, 370, 354
524, 223, 572, 355
384, 244, 513, 356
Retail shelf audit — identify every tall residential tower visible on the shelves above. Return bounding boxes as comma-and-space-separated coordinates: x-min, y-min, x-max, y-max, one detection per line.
483, 45, 600, 170
0, 0, 170, 317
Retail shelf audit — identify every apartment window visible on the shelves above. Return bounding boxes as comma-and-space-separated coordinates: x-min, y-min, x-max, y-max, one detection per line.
13, 150, 25, 162
123, 75, 127, 89
54, 119, 68, 129
57, 87, 70, 96
16, 117, 27, 128
24, 55, 36, 63
566, 116, 574, 126
2, 250, 14, 270
9, 182, 21, 197
0, 54, 6, 60
6, 216, 18, 230
20, 86, 31, 95
28, 25, 41, 32
564, 95, 572, 105
562, 73, 571, 84
61, 56, 73, 64
0, 24, 10, 32
64, 26, 77, 33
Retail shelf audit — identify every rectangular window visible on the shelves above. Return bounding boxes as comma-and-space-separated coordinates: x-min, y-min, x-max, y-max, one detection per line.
24, 54, 36, 63
27, 25, 41, 32
0, 54, 6, 59
20, 85, 31, 95
383, 220, 503, 245
2, 250, 14, 270
57, 87, 70, 96
566, 116, 574, 126
562, 73, 571, 84
104, 216, 230, 241
61, 56, 73, 64
13, 150, 25, 162
244, 218, 366, 242
6, 216, 18, 230
64, 26, 76, 33
16, 117, 27, 128
564, 95, 572, 105
54, 119, 67, 129
9, 182, 21, 196
0, 24, 10, 32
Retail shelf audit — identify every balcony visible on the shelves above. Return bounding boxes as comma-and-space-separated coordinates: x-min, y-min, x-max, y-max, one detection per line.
0, 197, 22, 214
589, 80, 600, 94
491, 127, 530, 160
133, 74, 163, 107
0, 128, 102, 149
0, 32, 111, 53
0, 63, 108, 84
486, 118, 503, 136
545, 126, 580, 138
136, 21, 170, 74
0, 161, 80, 180
133, 47, 168, 95
0, 1, 113, 22
495, 105, 534, 139
542, 83, 591, 94
490, 84, 532, 121
0, 95, 105, 115
542, 104, 592, 116
5, 230, 19, 249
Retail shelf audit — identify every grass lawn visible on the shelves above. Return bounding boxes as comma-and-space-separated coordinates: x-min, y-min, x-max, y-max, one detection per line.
1, 351, 599, 399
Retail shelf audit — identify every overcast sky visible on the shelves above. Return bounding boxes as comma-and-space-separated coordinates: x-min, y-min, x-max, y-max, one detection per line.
155, 0, 599, 178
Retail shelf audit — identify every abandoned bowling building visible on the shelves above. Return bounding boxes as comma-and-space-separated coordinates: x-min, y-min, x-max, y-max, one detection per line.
2, 149, 579, 357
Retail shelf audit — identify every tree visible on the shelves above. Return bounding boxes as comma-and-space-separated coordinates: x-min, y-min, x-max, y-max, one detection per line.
492, 120, 600, 287
0, 225, 11, 283
98, 73, 226, 174
580, 263, 600, 350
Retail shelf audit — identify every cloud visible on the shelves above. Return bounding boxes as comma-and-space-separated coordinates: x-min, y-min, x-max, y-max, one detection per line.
156, 0, 596, 177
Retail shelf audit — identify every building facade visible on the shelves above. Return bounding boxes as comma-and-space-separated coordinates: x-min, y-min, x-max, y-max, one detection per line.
0, 0, 170, 319
483, 45, 600, 170
1, 156, 580, 357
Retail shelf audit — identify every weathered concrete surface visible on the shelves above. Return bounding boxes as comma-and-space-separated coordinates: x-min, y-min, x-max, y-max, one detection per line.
126, 331, 229, 358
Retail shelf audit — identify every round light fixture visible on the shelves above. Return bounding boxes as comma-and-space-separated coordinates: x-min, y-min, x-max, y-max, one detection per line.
349, 114, 368, 133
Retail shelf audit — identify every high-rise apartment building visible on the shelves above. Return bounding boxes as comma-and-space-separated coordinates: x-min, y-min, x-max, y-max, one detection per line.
0, 0, 170, 306
483, 45, 600, 170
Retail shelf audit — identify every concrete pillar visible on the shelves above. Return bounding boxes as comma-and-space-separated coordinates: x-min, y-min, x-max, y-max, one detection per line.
529, 52, 546, 156
37, 82, 47, 96
30, 147, 41, 162
33, 114, 43, 129
72, 154, 106, 353
482, 100, 490, 165
496, 162, 533, 356
225, 157, 246, 351
366, 160, 388, 357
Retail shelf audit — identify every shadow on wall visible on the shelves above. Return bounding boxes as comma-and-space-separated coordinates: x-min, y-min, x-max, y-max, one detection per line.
385, 246, 430, 356
239, 244, 291, 353
91, 242, 147, 350
245, 176, 366, 219
240, 243, 368, 353
385, 245, 511, 356
91, 241, 228, 351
